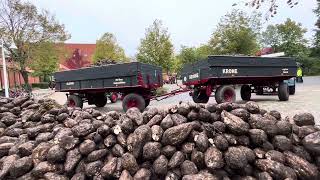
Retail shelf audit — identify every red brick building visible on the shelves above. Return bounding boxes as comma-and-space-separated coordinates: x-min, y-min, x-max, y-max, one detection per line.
0, 59, 40, 89
59, 43, 96, 71
1, 43, 96, 89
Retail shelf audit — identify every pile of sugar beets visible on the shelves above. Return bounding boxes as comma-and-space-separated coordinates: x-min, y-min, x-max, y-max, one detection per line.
0, 96, 320, 180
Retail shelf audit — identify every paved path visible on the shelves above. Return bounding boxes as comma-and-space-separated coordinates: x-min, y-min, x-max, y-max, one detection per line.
38, 76, 320, 124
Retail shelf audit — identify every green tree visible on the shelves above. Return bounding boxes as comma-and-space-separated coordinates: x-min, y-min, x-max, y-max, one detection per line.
261, 25, 280, 50
277, 19, 307, 57
209, 10, 261, 55
93, 32, 127, 63
29, 42, 61, 81
136, 19, 174, 73
196, 44, 212, 59
177, 46, 198, 65
312, 0, 320, 57
262, 19, 307, 58
171, 56, 183, 73
0, 0, 69, 90
177, 44, 212, 66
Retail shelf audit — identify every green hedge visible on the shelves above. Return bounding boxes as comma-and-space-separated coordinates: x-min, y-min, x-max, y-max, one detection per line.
31, 82, 49, 89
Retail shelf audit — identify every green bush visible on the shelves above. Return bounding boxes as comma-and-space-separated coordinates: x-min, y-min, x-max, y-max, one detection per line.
298, 57, 320, 76
31, 82, 49, 89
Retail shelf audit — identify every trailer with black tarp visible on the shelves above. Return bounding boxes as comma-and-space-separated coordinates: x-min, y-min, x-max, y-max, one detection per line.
54, 62, 162, 111
181, 55, 297, 103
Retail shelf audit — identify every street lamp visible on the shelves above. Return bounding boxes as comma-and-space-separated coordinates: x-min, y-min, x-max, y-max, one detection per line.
1, 39, 17, 98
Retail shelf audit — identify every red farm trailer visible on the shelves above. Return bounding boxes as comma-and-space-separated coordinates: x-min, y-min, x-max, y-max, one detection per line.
181, 56, 297, 104
54, 56, 297, 112
54, 62, 162, 112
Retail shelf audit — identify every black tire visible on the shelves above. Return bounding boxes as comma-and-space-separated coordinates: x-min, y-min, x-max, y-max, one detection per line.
192, 88, 209, 103
145, 99, 150, 107
122, 93, 146, 112
67, 95, 83, 108
240, 85, 251, 101
215, 86, 236, 104
94, 94, 107, 107
110, 92, 118, 103
278, 82, 289, 101
289, 85, 295, 95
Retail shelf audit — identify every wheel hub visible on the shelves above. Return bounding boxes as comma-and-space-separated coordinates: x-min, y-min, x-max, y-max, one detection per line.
68, 99, 76, 107
127, 99, 138, 108
224, 89, 234, 102
111, 93, 118, 102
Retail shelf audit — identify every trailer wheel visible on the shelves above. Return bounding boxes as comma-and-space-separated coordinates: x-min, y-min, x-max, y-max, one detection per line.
94, 95, 107, 107
145, 99, 150, 107
278, 82, 289, 101
289, 85, 295, 95
192, 89, 209, 103
122, 93, 146, 112
215, 86, 236, 104
110, 92, 118, 103
67, 95, 83, 108
240, 85, 251, 101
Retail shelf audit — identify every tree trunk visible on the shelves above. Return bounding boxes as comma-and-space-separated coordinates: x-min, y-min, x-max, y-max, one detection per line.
20, 69, 31, 92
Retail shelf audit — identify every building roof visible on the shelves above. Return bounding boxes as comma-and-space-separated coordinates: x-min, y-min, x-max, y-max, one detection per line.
59, 43, 96, 70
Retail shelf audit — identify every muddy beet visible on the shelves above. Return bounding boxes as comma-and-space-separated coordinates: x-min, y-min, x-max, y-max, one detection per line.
302, 131, 320, 155
293, 113, 315, 126
161, 123, 193, 145
181, 160, 198, 175
224, 147, 248, 169
143, 142, 161, 160
153, 155, 168, 175
168, 151, 185, 169
222, 111, 249, 135
204, 147, 224, 170
122, 153, 139, 175
284, 151, 319, 179
255, 159, 297, 179
0, 96, 320, 179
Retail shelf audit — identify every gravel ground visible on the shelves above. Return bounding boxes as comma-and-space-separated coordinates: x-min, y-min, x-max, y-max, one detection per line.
38, 76, 320, 124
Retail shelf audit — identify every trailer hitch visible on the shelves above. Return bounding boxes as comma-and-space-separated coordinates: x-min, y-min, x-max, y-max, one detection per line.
151, 85, 190, 101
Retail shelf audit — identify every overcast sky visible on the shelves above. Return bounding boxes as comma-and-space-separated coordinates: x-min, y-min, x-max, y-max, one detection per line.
29, 0, 317, 56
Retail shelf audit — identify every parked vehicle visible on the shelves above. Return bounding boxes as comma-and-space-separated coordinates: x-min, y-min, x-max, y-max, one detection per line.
54, 62, 162, 112
181, 56, 297, 104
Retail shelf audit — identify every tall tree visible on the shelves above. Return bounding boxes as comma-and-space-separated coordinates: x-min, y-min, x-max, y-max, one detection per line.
196, 44, 212, 59
93, 32, 127, 63
177, 46, 198, 65
136, 19, 174, 73
276, 19, 307, 57
312, 0, 320, 57
262, 19, 307, 57
0, 0, 69, 90
209, 10, 261, 55
177, 44, 212, 65
29, 42, 61, 81
261, 25, 280, 50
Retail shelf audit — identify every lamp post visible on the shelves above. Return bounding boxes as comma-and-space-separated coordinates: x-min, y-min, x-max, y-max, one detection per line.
1, 40, 9, 98
1, 39, 17, 98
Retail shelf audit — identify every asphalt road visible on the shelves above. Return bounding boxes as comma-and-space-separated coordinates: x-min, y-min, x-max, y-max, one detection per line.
45, 76, 320, 124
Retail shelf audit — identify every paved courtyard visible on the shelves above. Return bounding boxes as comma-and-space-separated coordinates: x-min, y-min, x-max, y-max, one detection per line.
39, 76, 320, 124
